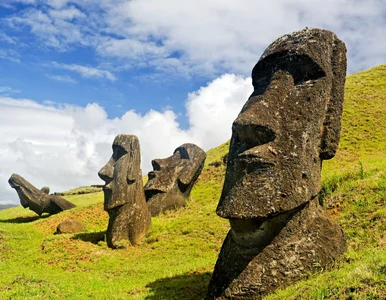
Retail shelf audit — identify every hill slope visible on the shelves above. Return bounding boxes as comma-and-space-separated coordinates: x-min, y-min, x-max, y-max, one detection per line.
0, 64, 385, 299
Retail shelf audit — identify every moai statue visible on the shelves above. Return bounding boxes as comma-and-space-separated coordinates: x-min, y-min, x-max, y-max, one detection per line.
144, 143, 206, 216
98, 134, 151, 248
8, 174, 75, 216
207, 28, 347, 299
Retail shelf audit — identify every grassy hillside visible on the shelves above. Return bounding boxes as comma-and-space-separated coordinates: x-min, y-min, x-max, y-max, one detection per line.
0, 64, 385, 299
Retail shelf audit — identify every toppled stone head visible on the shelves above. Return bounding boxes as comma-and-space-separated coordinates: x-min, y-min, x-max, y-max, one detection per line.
98, 134, 151, 248
208, 28, 347, 299
144, 143, 206, 216
8, 174, 75, 216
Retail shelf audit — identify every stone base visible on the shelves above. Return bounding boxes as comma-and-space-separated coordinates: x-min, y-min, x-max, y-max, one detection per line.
106, 202, 151, 248
207, 199, 346, 299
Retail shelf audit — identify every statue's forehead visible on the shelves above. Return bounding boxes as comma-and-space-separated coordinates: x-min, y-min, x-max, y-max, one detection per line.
173, 143, 201, 160
253, 28, 338, 81
112, 134, 139, 151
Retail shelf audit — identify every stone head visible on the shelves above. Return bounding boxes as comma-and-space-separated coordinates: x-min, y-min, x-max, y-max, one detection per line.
8, 173, 36, 208
217, 28, 347, 219
8, 173, 75, 216
98, 134, 141, 211
144, 143, 206, 215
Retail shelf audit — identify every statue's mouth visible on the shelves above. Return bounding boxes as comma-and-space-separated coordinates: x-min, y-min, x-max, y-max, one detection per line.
103, 186, 112, 192
102, 183, 112, 204
229, 202, 306, 248
145, 189, 165, 200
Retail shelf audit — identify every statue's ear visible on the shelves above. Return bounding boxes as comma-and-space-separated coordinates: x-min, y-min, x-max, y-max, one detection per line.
127, 138, 141, 183
320, 38, 347, 160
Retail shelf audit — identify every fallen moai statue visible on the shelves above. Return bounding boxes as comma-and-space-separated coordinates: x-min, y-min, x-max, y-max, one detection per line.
8, 173, 76, 216
207, 28, 347, 299
98, 134, 151, 248
144, 143, 206, 216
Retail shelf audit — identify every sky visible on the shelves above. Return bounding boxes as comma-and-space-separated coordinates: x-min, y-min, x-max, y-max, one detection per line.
1, 0, 386, 204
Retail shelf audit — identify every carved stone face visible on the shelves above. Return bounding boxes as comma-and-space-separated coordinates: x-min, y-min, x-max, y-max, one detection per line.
8, 173, 34, 208
98, 134, 141, 211
217, 29, 347, 220
98, 134, 151, 248
207, 29, 347, 299
144, 143, 206, 216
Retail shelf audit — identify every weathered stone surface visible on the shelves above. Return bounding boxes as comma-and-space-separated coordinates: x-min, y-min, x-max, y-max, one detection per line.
41, 186, 50, 194
56, 219, 86, 234
98, 134, 151, 248
207, 28, 347, 299
8, 174, 76, 216
144, 143, 206, 216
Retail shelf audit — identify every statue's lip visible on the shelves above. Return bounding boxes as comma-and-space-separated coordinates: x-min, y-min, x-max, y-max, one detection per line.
102, 185, 112, 192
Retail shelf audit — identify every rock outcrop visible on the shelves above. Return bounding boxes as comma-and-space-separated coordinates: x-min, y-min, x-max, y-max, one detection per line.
144, 143, 206, 216
207, 28, 347, 299
56, 219, 85, 234
98, 134, 151, 248
8, 173, 75, 216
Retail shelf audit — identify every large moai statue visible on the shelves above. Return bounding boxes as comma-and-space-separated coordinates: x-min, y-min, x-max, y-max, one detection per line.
98, 134, 151, 248
144, 143, 206, 216
8, 174, 75, 216
207, 28, 347, 299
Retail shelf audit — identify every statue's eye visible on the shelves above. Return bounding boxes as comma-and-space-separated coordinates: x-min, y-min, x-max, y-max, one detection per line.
112, 145, 127, 161
174, 148, 189, 160
252, 52, 326, 88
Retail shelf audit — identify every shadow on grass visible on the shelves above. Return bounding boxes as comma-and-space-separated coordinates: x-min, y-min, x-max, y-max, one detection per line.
145, 271, 212, 300
0, 214, 50, 223
72, 231, 106, 244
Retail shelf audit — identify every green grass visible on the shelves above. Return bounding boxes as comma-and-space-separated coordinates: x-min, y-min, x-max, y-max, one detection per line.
0, 64, 385, 299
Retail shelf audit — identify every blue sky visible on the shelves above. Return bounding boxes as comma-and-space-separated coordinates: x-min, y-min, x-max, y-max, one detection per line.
1, 0, 386, 204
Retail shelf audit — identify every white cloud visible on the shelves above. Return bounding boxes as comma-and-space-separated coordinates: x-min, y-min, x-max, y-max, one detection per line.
96, 38, 168, 62
0, 32, 17, 45
48, 6, 86, 20
7, 5, 89, 50
186, 74, 252, 142
0, 86, 21, 95
3, 1, 386, 76
0, 48, 20, 63
51, 62, 116, 81
0, 74, 251, 204
46, 74, 76, 83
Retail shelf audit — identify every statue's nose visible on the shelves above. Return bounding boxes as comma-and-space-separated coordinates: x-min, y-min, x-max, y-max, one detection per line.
98, 158, 114, 183
232, 117, 276, 148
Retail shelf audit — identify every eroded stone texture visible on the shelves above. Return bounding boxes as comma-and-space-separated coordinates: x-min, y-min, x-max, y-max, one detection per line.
41, 186, 50, 194
56, 219, 85, 234
207, 28, 347, 299
8, 174, 75, 216
98, 134, 151, 248
144, 143, 206, 216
